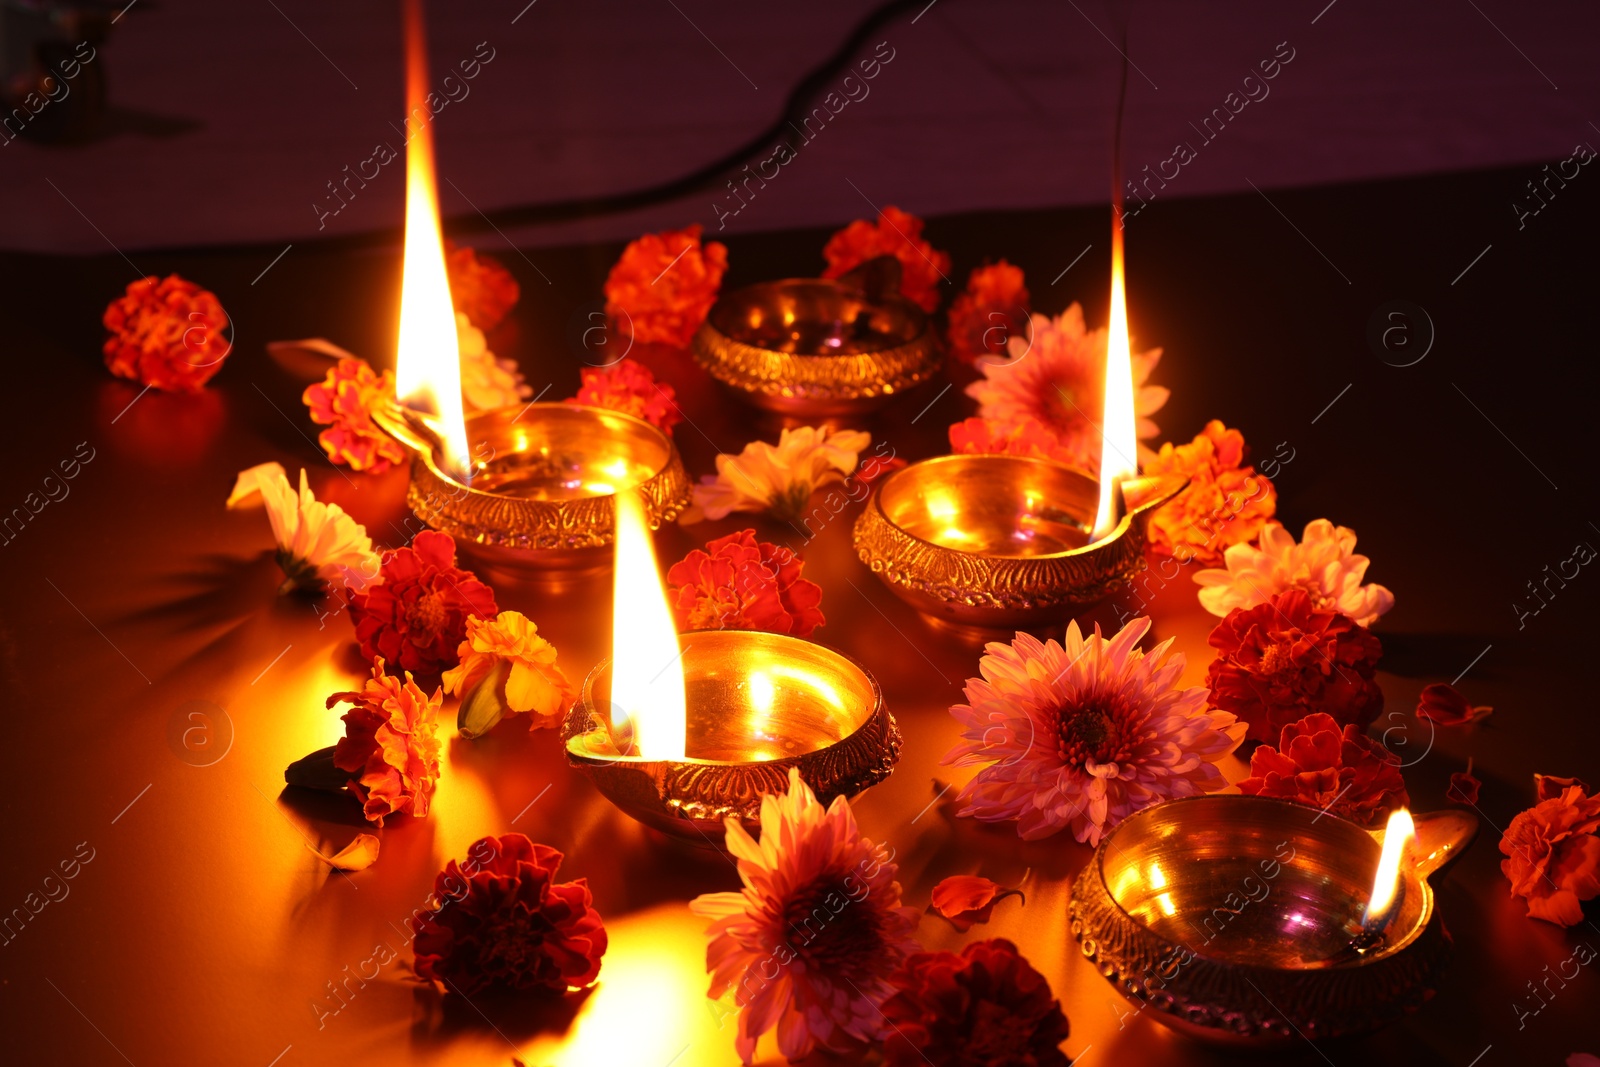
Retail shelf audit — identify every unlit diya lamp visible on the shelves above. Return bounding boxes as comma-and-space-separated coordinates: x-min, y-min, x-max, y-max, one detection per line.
854, 219, 1184, 626
1069, 796, 1478, 1045
370, 6, 687, 572
561, 491, 900, 843
692, 258, 941, 416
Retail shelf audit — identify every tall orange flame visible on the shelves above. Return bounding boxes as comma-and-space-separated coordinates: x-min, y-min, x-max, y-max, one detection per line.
1091, 217, 1138, 540
1364, 808, 1415, 925
611, 490, 687, 761
393, 0, 469, 478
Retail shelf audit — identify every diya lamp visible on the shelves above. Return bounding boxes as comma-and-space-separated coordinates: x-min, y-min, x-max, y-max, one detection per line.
691, 257, 942, 417
560, 490, 901, 844
1069, 797, 1478, 1045
371, 0, 688, 573
853, 217, 1184, 627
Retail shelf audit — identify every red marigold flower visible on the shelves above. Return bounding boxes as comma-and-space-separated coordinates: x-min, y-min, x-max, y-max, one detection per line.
1205, 590, 1385, 745
946, 260, 1030, 362
566, 357, 682, 432
1416, 682, 1492, 726
102, 274, 232, 392
665, 529, 823, 637
1447, 760, 1481, 806
1238, 712, 1408, 826
881, 938, 1071, 1067
1144, 420, 1277, 565
328, 658, 442, 825
822, 206, 950, 312
301, 356, 408, 473
445, 240, 520, 332
349, 531, 498, 678
948, 415, 1068, 464
929, 874, 1023, 932
411, 833, 608, 994
603, 225, 728, 348
1499, 782, 1600, 926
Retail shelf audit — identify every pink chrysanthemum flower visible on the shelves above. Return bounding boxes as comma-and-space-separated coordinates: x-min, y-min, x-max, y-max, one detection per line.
944, 617, 1245, 845
689, 768, 920, 1065
963, 304, 1167, 472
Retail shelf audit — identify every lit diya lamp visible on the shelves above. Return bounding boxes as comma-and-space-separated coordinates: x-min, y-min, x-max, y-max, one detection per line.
691, 257, 942, 417
561, 490, 901, 843
372, 0, 688, 572
1069, 797, 1478, 1045
854, 214, 1184, 627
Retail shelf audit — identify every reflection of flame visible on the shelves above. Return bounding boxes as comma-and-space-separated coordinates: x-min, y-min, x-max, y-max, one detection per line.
1365, 808, 1415, 925
1148, 861, 1177, 917
393, 0, 469, 479
1091, 217, 1138, 540
611, 489, 686, 760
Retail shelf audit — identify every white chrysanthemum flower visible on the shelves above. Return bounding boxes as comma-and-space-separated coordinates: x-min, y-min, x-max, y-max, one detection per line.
688, 426, 871, 524
944, 617, 1244, 845
456, 312, 532, 412
689, 768, 920, 1065
227, 462, 379, 594
1193, 519, 1394, 627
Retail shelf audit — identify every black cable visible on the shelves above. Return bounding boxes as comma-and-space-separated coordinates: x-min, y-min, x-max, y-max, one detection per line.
327, 0, 931, 252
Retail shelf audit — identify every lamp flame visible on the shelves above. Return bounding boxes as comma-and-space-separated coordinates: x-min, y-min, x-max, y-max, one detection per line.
393, 0, 469, 479
1091, 218, 1138, 540
1364, 808, 1415, 926
611, 489, 687, 761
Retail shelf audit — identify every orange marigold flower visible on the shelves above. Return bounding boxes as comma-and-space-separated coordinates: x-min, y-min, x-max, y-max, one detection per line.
329, 658, 442, 825
603, 225, 728, 348
1499, 782, 1600, 926
441, 610, 576, 732
102, 274, 232, 393
665, 529, 824, 637
445, 240, 520, 332
946, 261, 1030, 362
301, 357, 408, 474
566, 357, 681, 432
822, 205, 949, 312
1144, 420, 1277, 565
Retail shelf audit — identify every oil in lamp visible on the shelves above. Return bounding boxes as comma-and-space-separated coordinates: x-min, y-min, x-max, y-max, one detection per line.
562, 489, 900, 843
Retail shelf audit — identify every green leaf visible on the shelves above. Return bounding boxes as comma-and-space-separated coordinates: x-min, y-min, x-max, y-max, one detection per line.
458, 658, 512, 740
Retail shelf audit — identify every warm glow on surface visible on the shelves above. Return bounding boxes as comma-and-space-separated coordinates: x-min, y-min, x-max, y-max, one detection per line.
1365, 808, 1416, 925
611, 489, 687, 760
393, 0, 469, 478
1091, 219, 1138, 540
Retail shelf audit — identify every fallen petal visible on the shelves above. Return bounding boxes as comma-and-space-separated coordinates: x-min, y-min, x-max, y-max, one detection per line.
929, 874, 1024, 931
1447, 769, 1481, 807
310, 833, 380, 871
1535, 773, 1593, 802
1417, 682, 1492, 726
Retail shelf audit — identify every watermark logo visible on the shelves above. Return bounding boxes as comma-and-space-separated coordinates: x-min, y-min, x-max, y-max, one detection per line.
1367, 300, 1433, 367
167, 699, 234, 767
567, 300, 632, 368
